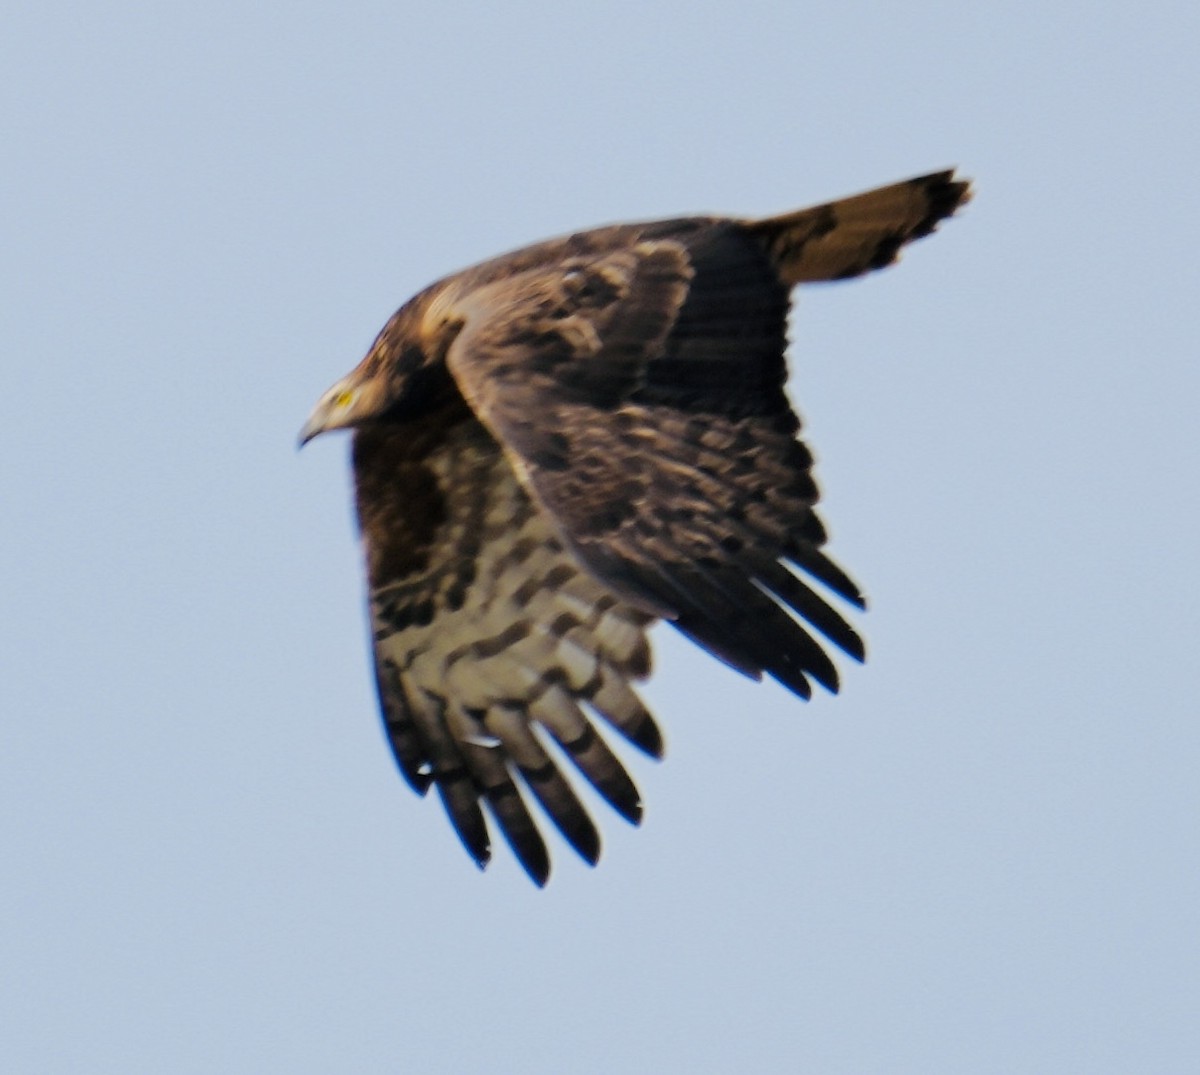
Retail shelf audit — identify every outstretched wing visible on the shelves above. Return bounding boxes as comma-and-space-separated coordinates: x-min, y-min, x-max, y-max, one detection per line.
440, 231, 861, 703
438, 171, 968, 698
353, 412, 660, 886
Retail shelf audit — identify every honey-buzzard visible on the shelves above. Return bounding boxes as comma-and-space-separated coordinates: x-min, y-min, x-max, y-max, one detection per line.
300, 170, 971, 884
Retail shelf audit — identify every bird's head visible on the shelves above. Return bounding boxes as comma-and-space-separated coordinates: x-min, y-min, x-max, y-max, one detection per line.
299, 289, 465, 448
297, 371, 391, 447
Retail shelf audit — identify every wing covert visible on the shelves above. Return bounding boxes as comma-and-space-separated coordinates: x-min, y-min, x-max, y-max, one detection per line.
442, 227, 866, 701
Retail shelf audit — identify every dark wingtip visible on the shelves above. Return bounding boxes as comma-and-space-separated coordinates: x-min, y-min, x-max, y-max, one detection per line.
575, 829, 602, 867
461, 836, 491, 872
631, 717, 664, 760
519, 846, 551, 888
623, 796, 644, 827
552, 807, 602, 866
436, 780, 491, 873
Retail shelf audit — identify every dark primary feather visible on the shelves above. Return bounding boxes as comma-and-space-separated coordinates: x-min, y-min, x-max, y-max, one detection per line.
304, 168, 972, 884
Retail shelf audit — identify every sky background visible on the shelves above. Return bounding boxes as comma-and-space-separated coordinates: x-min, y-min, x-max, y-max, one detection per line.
3, 2, 1198, 1072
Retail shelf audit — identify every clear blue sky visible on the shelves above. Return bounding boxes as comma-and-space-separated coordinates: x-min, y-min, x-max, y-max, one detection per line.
4, 2, 1198, 1071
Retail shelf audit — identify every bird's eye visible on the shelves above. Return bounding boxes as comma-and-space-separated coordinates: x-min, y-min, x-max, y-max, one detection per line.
335, 390, 354, 408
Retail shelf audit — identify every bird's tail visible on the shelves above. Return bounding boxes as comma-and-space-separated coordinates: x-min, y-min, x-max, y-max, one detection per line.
746, 169, 972, 286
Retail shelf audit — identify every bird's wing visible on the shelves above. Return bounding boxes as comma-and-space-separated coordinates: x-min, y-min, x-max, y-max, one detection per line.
353, 413, 658, 886
441, 216, 870, 703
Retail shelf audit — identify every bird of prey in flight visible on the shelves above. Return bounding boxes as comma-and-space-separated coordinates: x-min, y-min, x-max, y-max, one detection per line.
300, 169, 971, 885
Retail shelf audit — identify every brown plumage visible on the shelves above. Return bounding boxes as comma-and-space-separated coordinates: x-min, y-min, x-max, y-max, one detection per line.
300, 169, 972, 885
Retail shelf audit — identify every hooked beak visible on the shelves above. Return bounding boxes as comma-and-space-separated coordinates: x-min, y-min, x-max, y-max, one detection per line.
297, 388, 350, 446
297, 399, 336, 449
297, 411, 325, 449
299, 376, 371, 448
